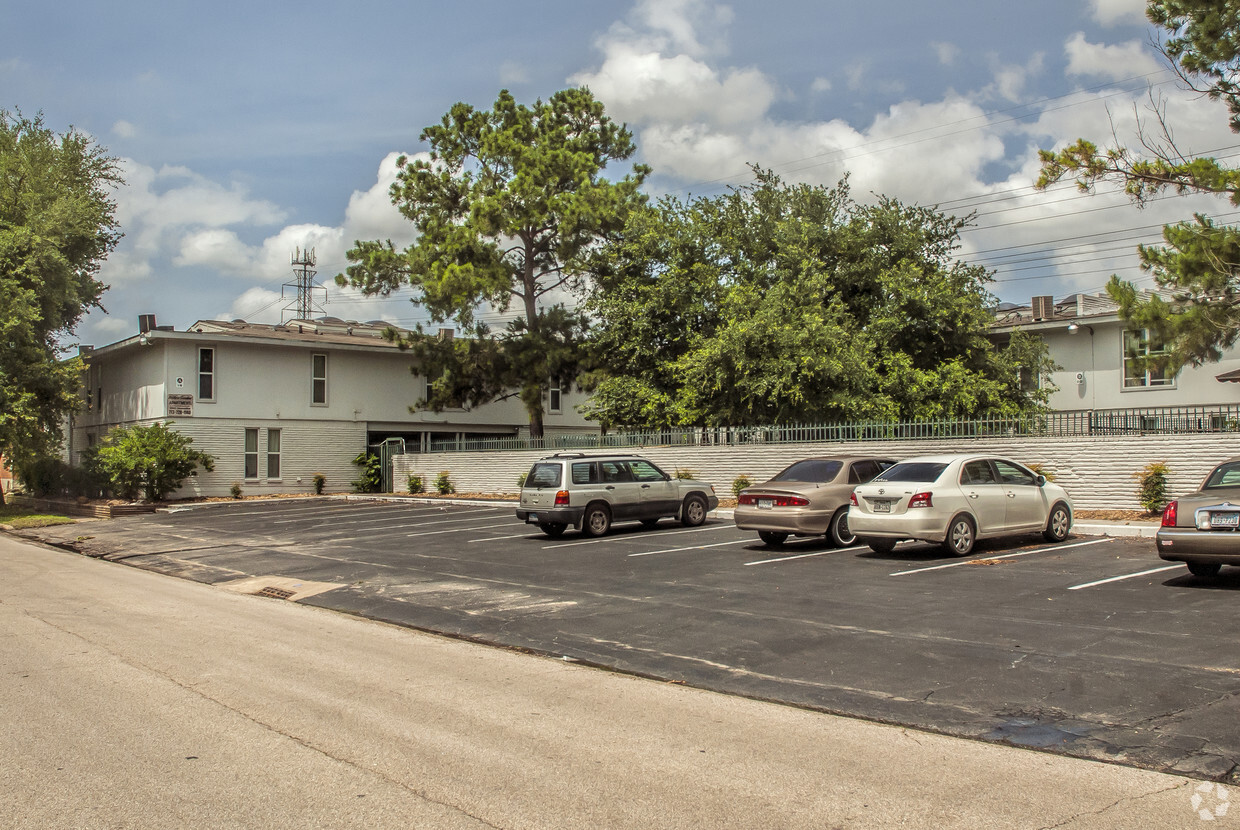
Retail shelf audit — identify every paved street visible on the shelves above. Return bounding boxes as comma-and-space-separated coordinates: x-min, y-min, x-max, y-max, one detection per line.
1, 530, 1226, 829
18, 497, 1240, 785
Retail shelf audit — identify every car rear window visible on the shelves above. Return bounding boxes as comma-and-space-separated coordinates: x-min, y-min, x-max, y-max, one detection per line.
873, 462, 949, 483
773, 460, 843, 482
526, 463, 562, 488
1204, 462, 1240, 489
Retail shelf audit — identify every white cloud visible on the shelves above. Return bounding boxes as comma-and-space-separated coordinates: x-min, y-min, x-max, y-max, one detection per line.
1089, 0, 1147, 26
174, 229, 255, 271
810, 77, 831, 94
112, 120, 136, 138
984, 52, 1046, 103
932, 42, 960, 66
1064, 32, 1162, 80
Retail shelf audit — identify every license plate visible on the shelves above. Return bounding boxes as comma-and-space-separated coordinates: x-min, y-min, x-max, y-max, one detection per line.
872, 500, 891, 513
757, 498, 774, 509
1211, 511, 1239, 528
527, 513, 538, 523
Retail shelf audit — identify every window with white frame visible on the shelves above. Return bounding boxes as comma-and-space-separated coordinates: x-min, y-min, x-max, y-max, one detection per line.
312, 353, 327, 405
548, 381, 562, 414
267, 429, 281, 479
244, 428, 259, 479
198, 348, 215, 400
1122, 329, 1174, 388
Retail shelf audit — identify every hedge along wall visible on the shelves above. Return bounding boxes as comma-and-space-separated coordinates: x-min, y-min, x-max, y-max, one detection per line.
391, 432, 1240, 510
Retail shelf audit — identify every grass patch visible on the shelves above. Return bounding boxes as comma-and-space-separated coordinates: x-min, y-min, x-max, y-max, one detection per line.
0, 505, 76, 529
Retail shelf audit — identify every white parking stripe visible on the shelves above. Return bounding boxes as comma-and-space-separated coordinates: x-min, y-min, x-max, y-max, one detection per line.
889, 537, 1113, 576
628, 539, 753, 557
1067, 565, 1183, 590
745, 545, 864, 566
541, 524, 733, 550
282, 506, 504, 527
469, 532, 541, 542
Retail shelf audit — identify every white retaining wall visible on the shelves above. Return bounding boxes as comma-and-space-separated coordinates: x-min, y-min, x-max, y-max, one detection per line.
392, 433, 1240, 510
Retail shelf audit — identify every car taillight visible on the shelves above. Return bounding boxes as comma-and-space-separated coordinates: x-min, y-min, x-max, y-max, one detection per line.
554, 490, 570, 507
738, 494, 810, 507
909, 492, 933, 509
1161, 501, 1177, 527
849, 492, 858, 506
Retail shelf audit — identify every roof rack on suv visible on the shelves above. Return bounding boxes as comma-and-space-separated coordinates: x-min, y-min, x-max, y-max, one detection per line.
546, 452, 640, 459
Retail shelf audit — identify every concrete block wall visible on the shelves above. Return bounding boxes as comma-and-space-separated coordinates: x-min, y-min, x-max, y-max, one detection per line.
392, 433, 1240, 510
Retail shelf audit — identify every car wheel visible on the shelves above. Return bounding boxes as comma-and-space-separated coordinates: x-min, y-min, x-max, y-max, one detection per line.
582, 503, 611, 537
1043, 503, 1071, 543
828, 507, 857, 547
681, 494, 708, 527
538, 522, 567, 538
1187, 562, 1222, 578
865, 538, 897, 554
640, 518, 661, 529
758, 530, 788, 546
942, 515, 976, 556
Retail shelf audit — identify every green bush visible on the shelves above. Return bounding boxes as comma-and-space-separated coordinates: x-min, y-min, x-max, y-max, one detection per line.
407, 474, 425, 494
517, 471, 528, 488
312, 473, 326, 495
91, 422, 214, 501
1028, 463, 1056, 482
351, 453, 383, 493
674, 467, 698, 480
434, 470, 455, 495
1135, 462, 1171, 514
731, 475, 753, 497
229, 482, 243, 499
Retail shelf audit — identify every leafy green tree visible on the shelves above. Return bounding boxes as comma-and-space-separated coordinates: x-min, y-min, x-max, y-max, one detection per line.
0, 111, 122, 504
584, 169, 1053, 428
337, 88, 648, 439
91, 422, 214, 502
1037, 0, 1240, 371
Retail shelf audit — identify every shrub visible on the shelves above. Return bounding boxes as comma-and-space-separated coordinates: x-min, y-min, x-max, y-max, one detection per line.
351, 453, 383, 493
1135, 462, 1171, 514
407, 474, 425, 494
731, 475, 753, 497
435, 470, 455, 495
674, 467, 697, 480
91, 422, 214, 501
313, 473, 326, 495
1028, 463, 1056, 482
230, 482, 243, 499
517, 471, 528, 488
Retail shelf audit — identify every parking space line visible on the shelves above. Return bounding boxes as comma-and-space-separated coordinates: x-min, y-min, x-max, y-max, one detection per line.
468, 532, 540, 542
889, 538, 1113, 576
540, 524, 733, 550
629, 539, 754, 557
1067, 564, 1183, 590
744, 545, 864, 566
282, 506, 504, 527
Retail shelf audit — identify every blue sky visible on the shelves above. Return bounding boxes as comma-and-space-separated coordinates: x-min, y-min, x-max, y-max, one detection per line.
6, 0, 1235, 345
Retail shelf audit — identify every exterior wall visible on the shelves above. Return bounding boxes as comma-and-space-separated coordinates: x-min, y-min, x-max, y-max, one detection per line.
1026, 322, 1240, 411
392, 433, 1240, 510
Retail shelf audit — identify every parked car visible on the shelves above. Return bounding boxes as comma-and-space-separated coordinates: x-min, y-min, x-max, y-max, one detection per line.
848, 454, 1073, 556
516, 453, 719, 538
734, 456, 895, 547
1157, 456, 1240, 578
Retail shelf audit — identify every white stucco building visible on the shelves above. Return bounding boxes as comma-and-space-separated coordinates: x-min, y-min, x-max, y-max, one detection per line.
991, 292, 1240, 413
72, 316, 597, 498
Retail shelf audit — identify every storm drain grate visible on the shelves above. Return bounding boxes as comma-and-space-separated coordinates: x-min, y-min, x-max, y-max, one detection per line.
254, 586, 296, 600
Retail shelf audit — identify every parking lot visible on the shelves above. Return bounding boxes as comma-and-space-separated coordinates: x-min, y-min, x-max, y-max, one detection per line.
22, 496, 1240, 782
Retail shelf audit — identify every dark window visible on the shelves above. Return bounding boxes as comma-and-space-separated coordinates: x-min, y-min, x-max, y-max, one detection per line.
267, 429, 281, 479
848, 460, 885, 484
630, 460, 666, 482
600, 461, 634, 483
874, 462, 949, 483
993, 459, 1035, 485
244, 428, 258, 479
549, 383, 562, 414
961, 461, 998, 485
526, 463, 562, 488
774, 460, 843, 483
1123, 329, 1174, 388
198, 348, 215, 400
312, 354, 327, 404
1204, 462, 1240, 489
571, 462, 598, 484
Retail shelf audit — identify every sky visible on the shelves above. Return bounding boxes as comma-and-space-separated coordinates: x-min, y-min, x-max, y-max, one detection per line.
6, 0, 1238, 347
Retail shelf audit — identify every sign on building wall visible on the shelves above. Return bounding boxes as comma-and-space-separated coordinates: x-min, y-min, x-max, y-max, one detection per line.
167, 393, 193, 417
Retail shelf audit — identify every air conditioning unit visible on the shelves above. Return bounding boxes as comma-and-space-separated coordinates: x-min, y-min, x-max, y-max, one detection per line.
1032, 296, 1055, 321
1075, 371, 1085, 385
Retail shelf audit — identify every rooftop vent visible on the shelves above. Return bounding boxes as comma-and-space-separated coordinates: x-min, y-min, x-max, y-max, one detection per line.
1031, 295, 1055, 321
138, 313, 156, 333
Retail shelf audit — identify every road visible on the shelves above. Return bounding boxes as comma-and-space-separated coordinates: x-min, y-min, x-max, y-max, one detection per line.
1, 526, 1230, 827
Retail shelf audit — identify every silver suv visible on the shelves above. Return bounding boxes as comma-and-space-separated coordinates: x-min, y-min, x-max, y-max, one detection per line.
516, 453, 719, 538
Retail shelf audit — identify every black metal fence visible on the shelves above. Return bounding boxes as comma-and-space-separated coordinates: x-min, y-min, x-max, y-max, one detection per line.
421, 404, 1240, 453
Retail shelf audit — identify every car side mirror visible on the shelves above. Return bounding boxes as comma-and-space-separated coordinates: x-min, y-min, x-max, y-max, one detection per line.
1035, 475, 1046, 487
664, 473, 672, 481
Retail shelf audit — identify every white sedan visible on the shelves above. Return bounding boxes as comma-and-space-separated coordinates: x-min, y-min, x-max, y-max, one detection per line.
848, 454, 1073, 556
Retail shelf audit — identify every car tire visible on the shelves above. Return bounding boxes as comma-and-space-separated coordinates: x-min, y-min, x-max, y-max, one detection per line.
582, 503, 611, 537
828, 507, 857, 547
942, 515, 976, 556
758, 530, 788, 546
681, 494, 708, 527
865, 538, 897, 554
1187, 562, 1222, 578
539, 522, 567, 538
1043, 502, 1071, 543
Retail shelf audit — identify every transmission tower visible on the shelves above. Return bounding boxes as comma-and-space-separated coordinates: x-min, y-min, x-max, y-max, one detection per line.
281, 247, 327, 323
